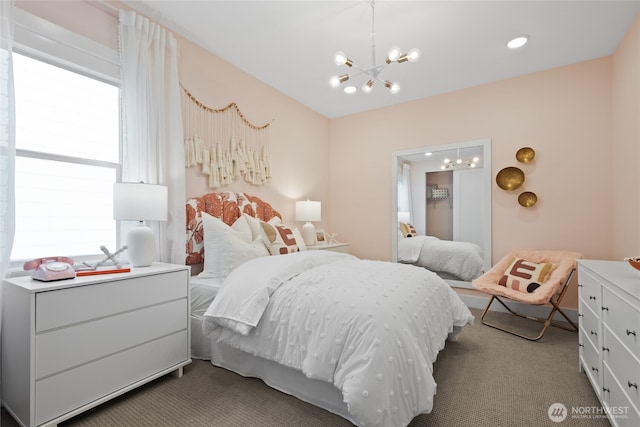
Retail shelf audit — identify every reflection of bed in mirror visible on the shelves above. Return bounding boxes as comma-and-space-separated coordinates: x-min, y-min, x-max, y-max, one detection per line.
397, 232, 485, 281
391, 139, 492, 287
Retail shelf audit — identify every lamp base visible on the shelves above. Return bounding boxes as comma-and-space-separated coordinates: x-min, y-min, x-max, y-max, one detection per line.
126, 221, 156, 267
301, 222, 317, 246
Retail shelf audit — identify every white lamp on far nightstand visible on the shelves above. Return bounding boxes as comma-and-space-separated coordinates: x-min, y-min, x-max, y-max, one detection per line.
296, 200, 321, 246
114, 182, 168, 267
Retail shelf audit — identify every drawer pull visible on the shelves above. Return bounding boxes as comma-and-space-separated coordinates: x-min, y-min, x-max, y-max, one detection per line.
590, 331, 597, 336
578, 313, 584, 318
592, 367, 599, 373
579, 343, 584, 348
626, 329, 637, 337
589, 296, 596, 301
602, 346, 609, 352
628, 381, 638, 390
601, 306, 608, 311
603, 387, 610, 393
578, 284, 583, 287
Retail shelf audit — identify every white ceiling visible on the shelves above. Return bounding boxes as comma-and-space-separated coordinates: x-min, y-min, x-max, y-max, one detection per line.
122, 1, 640, 119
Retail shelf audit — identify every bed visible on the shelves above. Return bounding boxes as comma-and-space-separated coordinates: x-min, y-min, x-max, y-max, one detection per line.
397, 222, 485, 281
186, 192, 474, 427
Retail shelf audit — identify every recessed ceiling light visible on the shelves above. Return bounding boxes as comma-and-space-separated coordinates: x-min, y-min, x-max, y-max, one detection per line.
344, 85, 357, 94
507, 35, 529, 49
424, 152, 432, 156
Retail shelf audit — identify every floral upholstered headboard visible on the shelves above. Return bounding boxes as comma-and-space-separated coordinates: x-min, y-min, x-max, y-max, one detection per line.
185, 191, 281, 265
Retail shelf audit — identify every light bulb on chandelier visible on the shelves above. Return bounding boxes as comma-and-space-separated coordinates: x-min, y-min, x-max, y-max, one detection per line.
329, 0, 420, 94
441, 151, 480, 170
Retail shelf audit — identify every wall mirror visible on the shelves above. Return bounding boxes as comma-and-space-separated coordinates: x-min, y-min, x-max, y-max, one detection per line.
391, 139, 492, 287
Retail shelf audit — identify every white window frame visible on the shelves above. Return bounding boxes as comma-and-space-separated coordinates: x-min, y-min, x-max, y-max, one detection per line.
10, 8, 121, 268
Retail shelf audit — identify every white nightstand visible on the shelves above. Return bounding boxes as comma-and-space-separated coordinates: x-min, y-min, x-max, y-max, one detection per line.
2, 262, 191, 427
307, 242, 350, 254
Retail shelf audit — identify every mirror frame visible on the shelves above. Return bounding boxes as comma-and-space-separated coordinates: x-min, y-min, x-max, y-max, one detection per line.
391, 139, 492, 283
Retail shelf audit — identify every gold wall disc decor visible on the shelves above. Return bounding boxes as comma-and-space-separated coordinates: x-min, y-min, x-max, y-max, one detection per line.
496, 167, 525, 191
518, 191, 538, 207
516, 147, 535, 163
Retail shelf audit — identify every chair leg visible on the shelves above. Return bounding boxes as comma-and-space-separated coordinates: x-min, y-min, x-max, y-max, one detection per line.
480, 289, 578, 341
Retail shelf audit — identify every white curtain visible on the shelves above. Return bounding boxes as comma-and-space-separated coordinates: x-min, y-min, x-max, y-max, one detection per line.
0, 0, 15, 402
397, 162, 413, 223
119, 10, 185, 264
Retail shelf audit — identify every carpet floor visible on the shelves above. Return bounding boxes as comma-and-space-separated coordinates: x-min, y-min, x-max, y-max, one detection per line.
2, 308, 611, 427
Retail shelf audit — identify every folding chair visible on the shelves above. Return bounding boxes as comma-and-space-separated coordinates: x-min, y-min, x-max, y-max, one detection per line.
472, 248, 583, 341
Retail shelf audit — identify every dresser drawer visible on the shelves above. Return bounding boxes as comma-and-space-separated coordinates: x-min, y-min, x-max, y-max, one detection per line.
578, 268, 602, 314
602, 287, 640, 357
36, 270, 188, 332
35, 331, 188, 425
580, 327, 601, 394
604, 325, 640, 410
603, 364, 640, 427
579, 299, 601, 350
36, 299, 188, 379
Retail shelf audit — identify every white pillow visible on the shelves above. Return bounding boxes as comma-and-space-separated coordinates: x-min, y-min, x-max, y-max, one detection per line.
231, 214, 252, 243
202, 212, 269, 279
244, 214, 264, 241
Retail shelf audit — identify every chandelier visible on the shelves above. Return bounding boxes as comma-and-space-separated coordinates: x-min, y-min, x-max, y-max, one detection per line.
441, 149, 480, 170
329, 0, 420, 94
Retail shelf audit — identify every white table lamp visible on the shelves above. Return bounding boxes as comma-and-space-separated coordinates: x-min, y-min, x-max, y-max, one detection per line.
296, 200, 321, 246
114, 182, 168, 267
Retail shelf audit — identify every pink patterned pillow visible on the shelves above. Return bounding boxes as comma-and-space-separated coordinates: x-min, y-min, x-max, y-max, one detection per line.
260, 222, 299, 255
399, 222, 417, 237
499, 257, 554, 293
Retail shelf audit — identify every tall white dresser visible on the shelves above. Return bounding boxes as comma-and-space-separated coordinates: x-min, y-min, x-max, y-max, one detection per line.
578, 260, 640, 427
1, 263, 191, 427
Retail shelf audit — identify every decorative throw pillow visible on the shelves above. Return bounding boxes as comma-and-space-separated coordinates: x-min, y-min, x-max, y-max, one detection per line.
399, 222, 417, 238
260, 221, 299, 255
499, 257, 553, 293
293, 227, 307, 251
201, 212, 269, 279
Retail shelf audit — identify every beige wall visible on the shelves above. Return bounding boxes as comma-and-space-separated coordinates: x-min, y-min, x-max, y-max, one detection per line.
178, 33, 331, 226
612, 14, 640, 260
330, 58, 614, 264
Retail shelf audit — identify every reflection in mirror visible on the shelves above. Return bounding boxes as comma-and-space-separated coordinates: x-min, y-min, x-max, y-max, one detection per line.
391, 139, 492, 287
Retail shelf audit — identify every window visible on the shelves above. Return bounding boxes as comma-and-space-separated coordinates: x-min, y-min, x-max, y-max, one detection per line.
11, 10, 120, 263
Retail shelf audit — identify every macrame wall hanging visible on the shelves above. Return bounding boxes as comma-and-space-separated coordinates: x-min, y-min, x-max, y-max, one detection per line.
181, 85, 273, 188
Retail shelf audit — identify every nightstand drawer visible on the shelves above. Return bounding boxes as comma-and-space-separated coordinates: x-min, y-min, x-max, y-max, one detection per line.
36, 299, 188, 379
36, 270, 188, 332
35, 331, 188, 425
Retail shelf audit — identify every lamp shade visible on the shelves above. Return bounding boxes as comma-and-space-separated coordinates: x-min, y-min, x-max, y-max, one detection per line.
113, 183, 168, 221
296, 200, 321, 222
113, 183, 168, 267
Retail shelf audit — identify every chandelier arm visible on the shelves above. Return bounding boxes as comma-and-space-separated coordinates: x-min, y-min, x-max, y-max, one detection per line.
370, 0, 377, 69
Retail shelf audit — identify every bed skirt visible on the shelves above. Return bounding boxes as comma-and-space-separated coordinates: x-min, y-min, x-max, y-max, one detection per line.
191, 315, 357, 424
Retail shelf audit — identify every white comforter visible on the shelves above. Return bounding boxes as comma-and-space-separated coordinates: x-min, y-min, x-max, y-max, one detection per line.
397, 236, 484, 281
203, 251, 474, 427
